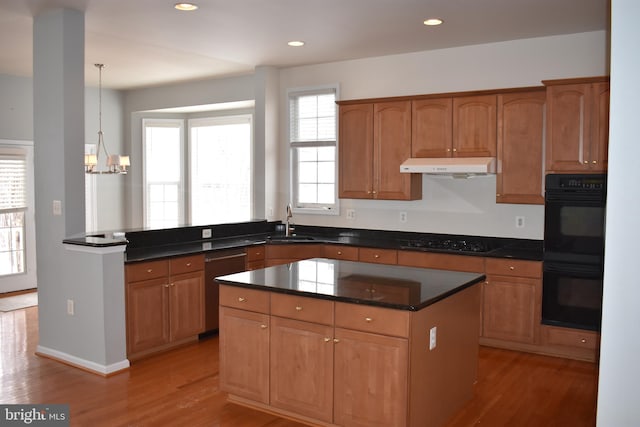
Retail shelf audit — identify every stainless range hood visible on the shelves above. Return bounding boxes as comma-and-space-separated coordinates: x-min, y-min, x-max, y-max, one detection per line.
400, 157, 496, 176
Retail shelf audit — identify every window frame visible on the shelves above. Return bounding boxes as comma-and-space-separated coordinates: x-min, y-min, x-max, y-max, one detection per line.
287, 84, 340, 215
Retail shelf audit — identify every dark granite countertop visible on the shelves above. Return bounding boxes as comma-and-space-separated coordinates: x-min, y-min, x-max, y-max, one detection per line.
216, 258, 485, 311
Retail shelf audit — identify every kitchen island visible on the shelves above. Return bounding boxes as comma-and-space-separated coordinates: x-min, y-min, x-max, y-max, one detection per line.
216, 258, 484, 427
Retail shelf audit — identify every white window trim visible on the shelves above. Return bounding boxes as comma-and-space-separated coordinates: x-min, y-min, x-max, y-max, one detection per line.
287, 84, 340, 216
141, 118, 185, 228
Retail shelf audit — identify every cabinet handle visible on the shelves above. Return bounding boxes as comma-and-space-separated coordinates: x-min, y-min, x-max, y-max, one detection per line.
238, 297, 246, 302
295, 306, 303, 311
163, 284, 169, 288
592, 160, 597, 164
365, 317, 373, 323
447, 148, 451, 152
374, 254, 380, 259
186, 262, 192, 267
372, 191, 377, 195
333, 338, 340, 343
256, 252, 261, 256
337, 251, 343, 255
584, 160, 589, 164
324, 337, 332, 343
581, 338, 587, 343
452, 148, 457, 152
260, 324, 268, 329
147, 269, 153, 273
171, 283, 175, 287
509, 266, 515, 270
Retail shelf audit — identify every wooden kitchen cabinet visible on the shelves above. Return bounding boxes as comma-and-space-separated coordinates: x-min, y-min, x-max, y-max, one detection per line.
397, 251, 485, 273
544, 77, 609, 172
333, 327, 409, 427
411, 97, 453, 158
453, 94, 497, 157
265, 243, 322, 266
338, 101, 421, 200
482, 258, 542, 345
358, 247, 397, 264
246, 245, 265, 270
540, 325, 600, 362
323, 244, 359, 261
125, 254, 205, 359
496, 90, 546, 204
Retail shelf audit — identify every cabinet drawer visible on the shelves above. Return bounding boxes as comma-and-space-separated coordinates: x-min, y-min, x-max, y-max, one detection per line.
335, 302, 409, 338
247, 245, 265, 262
323, 244, 359, 261
271, 293, 334, 325
358, 248, 397, 265
542, 326, 599, 350
220, 285, 270, 313
266, 244, 321, 261
126, 259, 168, 282
170, 254, 204, 275
485, 258, 541, 278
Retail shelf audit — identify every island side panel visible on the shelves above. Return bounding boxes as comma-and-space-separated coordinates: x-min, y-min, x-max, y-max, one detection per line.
408, 283, 481, 427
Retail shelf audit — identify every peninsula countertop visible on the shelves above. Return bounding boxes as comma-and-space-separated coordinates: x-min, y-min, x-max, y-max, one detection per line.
215, 257, 486, 311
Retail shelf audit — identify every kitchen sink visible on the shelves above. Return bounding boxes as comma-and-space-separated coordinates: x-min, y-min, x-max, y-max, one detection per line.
267, 235, 317, 243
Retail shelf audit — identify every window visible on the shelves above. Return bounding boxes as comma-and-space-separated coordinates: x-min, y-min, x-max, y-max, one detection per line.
289, 87, 338, 213
189, 115, 252, 225
143, 119, 184, 228
0, 149, 27, 277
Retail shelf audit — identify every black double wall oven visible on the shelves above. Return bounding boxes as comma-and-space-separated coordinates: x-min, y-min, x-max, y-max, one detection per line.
543, 174, 607, 331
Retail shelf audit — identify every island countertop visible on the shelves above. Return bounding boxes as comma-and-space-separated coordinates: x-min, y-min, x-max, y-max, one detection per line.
215, 257, 485, 311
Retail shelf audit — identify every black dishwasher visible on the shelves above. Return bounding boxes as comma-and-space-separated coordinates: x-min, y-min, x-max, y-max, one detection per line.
202, 248, 247, 336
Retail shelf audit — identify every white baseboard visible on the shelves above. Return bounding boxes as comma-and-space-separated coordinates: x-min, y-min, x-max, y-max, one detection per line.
36, 345, 130, 376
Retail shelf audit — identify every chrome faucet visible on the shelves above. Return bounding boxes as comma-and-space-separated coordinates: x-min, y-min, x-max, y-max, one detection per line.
285, 203, 294, 236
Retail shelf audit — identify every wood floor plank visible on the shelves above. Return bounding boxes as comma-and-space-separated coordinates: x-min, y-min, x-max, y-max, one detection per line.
0, 306, 597, 426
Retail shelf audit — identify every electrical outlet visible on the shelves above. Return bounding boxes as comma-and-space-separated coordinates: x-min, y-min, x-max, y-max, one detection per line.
515, 216, 525, 228
429, 326, 437, 350
202, 228, 212, 239
399, 211, 408, 223
346, 209, 356, 220
67, 299, 74, 316
53, 200, 62, 216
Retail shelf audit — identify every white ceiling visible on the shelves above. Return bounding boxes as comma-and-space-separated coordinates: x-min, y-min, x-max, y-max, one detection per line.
0, 0, 609, 90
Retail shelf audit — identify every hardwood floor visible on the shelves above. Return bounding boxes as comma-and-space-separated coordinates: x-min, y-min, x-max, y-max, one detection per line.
0, 305, 598, 426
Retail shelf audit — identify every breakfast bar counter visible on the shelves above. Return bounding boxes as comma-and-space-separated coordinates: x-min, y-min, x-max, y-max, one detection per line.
216, 258, 484, 427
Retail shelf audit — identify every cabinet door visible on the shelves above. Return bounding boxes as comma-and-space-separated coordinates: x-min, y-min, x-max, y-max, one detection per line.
482, 275, 541, 344
270, 317, 334, 422
126, 277, 170, 355
169, 270, 204, 341
496, 91, 546, 204
453, 95, 497, 157
590, 82, 610, 171
373, 101, 421, 200
334, 328, 408, 427
219, 306, 270, 403
339, 104, 374, 198
545, 84, 592, 172
411, 98, 453, 157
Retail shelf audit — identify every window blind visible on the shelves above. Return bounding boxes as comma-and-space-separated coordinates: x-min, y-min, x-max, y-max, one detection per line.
289, 91, 336, 143
0, 154, 27, 211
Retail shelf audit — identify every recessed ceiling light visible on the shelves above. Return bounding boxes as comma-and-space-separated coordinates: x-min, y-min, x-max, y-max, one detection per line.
423, 18, 443, 26
287, 41, 305, 47
174, 3, 198, 11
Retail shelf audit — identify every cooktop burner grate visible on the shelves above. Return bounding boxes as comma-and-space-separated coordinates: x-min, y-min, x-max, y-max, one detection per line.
402, 238, 491, 253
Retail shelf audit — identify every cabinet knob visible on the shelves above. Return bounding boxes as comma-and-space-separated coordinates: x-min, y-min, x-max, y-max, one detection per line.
260, 324, 268, 329
333, 338, 340, 343
581, 338, 587, 343
452, 148, 457, 152
147, 269, 153, 273
372, 191, 377, 195
337, 251, 343, 255
365, 317, 373, 323
374, 254, 380, 259
509, 266, 515, 270
447, 148, 451, 152
324, 337, 332, 343
163, 284, 170, 288
592, 160, 597, 164
256, 252, 261, 256
295, 306, 303, 311
186, 262, 192, 267
238, 297, 246, 302
584, 160, 589, 164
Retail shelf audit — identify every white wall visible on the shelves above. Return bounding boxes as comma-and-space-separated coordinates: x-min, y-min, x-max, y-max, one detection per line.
278, 31, 609, 239
597, 0, 640, 424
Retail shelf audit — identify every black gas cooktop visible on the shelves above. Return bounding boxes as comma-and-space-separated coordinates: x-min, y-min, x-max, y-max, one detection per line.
401, 237, 492, 253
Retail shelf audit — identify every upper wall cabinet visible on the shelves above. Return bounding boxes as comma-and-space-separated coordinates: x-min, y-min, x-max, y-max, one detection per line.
544, 78, 610, 173
496, 90, 546, 205
339, 101, 421, 200
411, 95, 497, 158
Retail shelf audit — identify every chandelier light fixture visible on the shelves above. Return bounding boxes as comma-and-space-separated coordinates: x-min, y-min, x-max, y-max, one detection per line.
85, 63, 130, 174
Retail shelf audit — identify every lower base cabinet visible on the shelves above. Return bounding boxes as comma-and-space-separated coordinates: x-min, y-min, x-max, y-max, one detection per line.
219, 283, 480, 427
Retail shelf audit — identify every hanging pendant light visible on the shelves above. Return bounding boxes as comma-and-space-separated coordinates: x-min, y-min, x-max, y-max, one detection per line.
85, 64, 130, 174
